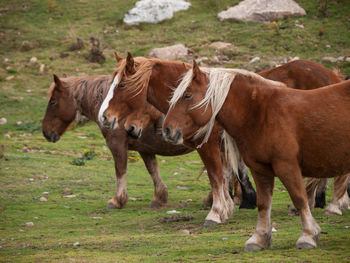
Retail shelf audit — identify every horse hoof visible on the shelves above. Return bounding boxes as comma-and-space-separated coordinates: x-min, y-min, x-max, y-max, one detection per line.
107, 203, 117, 210
244, 244, 263, 252
203, 220, 218, 227
296, 242, 316, 249
149, 201, 163, 208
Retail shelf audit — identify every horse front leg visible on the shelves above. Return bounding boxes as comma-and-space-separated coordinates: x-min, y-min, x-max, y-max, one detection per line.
273, 160, 320, 249
245, 171, 274, 251
325, 174, 350, 215
106, 134, 129, 209
139, 152, 168, 208
197, 140, 234, 227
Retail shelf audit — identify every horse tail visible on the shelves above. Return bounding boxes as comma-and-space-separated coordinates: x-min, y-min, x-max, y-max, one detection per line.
332, 67, 345, 81
221, 130, 240, 177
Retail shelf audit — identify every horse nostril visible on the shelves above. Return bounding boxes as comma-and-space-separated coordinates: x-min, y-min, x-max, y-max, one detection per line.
164, 126, 171, 138
173, 129, 182, 143
50, 131, 57, 142
128, 125, 135, 134
102, 115, 108, 125
136, 128, 142, 138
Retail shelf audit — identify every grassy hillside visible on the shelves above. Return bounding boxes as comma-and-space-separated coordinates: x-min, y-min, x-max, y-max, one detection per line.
1, 0, 350, 262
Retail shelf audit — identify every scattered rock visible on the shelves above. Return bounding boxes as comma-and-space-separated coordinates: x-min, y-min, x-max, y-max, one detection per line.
149, 44, 189, 60
39, 64, 45, 73
39, 197, 48, 202
337, 56, 345, 62
124, 0, 191, 25
0, 118, 7, 125
5, 76, 14, 81
166, 210, 180, 214
4, 58, 10, 63
195, 57, 209, 64
77, 136, 87, 139
69, 37, 84, 51
180, 229, 191, 235
20, 41, 34, 51
22, 243, 29, 248
161, 160, 166, 163
34, 217, 39, 220
173, 172, 179, 175
249, 57, 260, 63
175, 185, 188, 190
272, 227, 277, 232
218, 0, 306, 23
295, 23, 304, 29
29, 57, 37, 63
25, 222, 34, 227
222, 237, 228, 240
63, 194, 77, 198
346, 57, 350, 62
73, 242, 80, 247
42, 192, 49, 195
16, 121, 23, 125
209, 41, 232, 50
321, 56, 337, 63
92, 217, 103, 220
344, 226, 350, 229
19, 229, 25, 232
326, 44, 331, 48
29, 178, 34, 182
4, 134, 10, 138
88, 37, 105, 63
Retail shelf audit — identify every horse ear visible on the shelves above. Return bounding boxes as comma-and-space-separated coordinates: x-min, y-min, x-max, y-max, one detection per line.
53, 74, 64, 92
192, 59, 201, 80
126, 52, 135, 74
114, 51, 123, 62
62, 73, 68, 78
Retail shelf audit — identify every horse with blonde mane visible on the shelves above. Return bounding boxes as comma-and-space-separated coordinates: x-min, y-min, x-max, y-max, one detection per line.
163, 60, 350, 250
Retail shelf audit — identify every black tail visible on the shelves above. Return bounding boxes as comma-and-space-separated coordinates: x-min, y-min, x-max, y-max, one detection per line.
238, 167, 257, 209
314, 180, 327, 208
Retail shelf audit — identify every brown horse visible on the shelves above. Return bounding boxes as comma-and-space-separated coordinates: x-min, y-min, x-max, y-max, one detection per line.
42, 73, 197, 211
163, 60, 350, 250
100, 54, 259, 226
103, 55, 349, 215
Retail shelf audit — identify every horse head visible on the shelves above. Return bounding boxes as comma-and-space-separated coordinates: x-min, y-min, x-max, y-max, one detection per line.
42, 75, 76, 142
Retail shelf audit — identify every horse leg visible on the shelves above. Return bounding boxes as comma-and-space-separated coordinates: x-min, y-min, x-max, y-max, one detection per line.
237, 159, 257, 209
245, 171, 274, 251
106, 135, 128, 209
325, 174, 350, 215
139, 152, 168, 208
201, 190, 213, 207
197, 141, 234, 227
314, 178, 327, 208
273, 161, 320, 249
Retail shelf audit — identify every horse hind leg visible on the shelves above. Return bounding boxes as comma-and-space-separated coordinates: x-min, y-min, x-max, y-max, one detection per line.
139, 152, 168, 208
273, 160, 320, 249
325, 174, 350, 215
237, 160, 256, 209
314, 178, 327, 208
245, 171, 274, 251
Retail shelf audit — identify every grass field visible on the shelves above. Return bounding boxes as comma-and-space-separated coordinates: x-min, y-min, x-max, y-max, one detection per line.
1, 0, 350, 262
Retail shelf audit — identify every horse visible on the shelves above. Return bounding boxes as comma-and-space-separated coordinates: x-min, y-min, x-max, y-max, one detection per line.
42, 73, 196, 211
102, 54, 349, 216
100, 53, 258, 227
163, 60, 350, 250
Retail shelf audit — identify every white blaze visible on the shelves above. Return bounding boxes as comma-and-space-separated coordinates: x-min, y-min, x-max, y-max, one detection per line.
98, 74, 119, 124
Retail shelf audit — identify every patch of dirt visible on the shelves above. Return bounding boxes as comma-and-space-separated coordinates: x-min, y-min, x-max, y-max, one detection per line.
160, 216, 194, 223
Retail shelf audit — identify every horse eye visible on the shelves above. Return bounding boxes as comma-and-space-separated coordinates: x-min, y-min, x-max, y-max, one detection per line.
184, 93, 192, 100
49, 100, 57, 106
118, 84, 125, 89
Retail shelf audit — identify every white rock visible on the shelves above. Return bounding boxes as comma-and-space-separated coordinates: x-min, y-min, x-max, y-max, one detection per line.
195, 57, 209, 64
42, 192, 49, 195
34, 217, 39, 219
222, 237, 228, 240
0, 118, 7, 125
346, 57, 350, 62
124, 0, 191, 25
321, 57, 337, 63
4, 134, 10, 138
218, 0, 306, 23
73, 242, 80, 247
326, 44, 331, 48
77, 136, 87, 139
337, 56, 345, 62
39, 197, 47, 202
30, 57, 37, 63
209, 42, 232, 50
25, 222, 34, 227
344, 226, 350, 229
92, 217, 103, 220
16, 121, 23, 125
40, 64, 45, 73
272, 227, 277, 232
295, 24, 304, 29
249, 56, 260, 63
149, 44, 189, 60
4, 58, 10, 63
63, 194, 77, 198
180, 229, 190, 235
26, 89, 32, 93
166, 210, 180, 214
29, 178, 34, 182
5, 76, 14, 81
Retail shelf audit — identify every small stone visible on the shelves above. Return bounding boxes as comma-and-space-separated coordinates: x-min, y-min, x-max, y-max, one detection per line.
337, 56, 345, 62
195, 57, 209, 64
19, 229, 25, 232
39, 197, 47, 202
42, 192, 49, 195
209, 41, 232, 50
129, 197, 137, 201
29, 178, 34, 182
222, 237, 228, 240
346, 57, 350, 62
77, 136, 87, 139
26, 89, 32, 93
249, 57, 260, 64
0, 245, 2, 249
25, 222, 34, 227
166, 210, 180, 214
272, 227, 277, 232
5, 76, 14, 81
161, 160, 166, 163
73, 242, 80, 247
92, 217, 103, 220
6, 66, 12, 70
4, 134, 10, 138
4, 58, 10, 63
34, 217, 39, 220
40, 64, 45, 73
180, 229, 190, 235
63, 194, 77, 198
321, 57, 337, 63
173, 172, 179, 175
175, 185, 188, 190
16, 121, 23, 125
103, 30, 108, 34
22, 243, 29, 248
0, 118, 7, 125
30, 57, 37, 63
344, 226, 350, 229
2, 238, 6, 241
295, 24, 304, 29
326, 44, 331, 48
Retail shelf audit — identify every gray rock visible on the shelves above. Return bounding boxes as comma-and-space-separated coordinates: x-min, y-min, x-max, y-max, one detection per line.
337, 56, 345, 62
0, 118, 7, 125
180, 229, 190, 235
25, 222, 34, 227
321, 57, 337, 63
249, 57, 260, 64
73, 242, 80, 247
346, 57, 350, 62
149, 44, 189, 60
124, 0, 191, 25
218, 0, 306, 23
209, 42, 233, 50
39, 197, 48, 202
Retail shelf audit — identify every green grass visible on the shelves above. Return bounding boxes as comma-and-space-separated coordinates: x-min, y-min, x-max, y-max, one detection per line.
1, 0, 350, 262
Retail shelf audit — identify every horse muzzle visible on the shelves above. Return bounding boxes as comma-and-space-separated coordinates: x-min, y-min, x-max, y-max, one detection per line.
126, 125, 142, 139
162, 126, 183, 145
102, 114, 118, 130
42, 130, 60, 143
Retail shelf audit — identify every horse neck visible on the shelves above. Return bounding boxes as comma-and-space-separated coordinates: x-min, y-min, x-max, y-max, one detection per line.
67, 76, 110, 122
147, 61, 191, 114
216, 74, 278, 137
